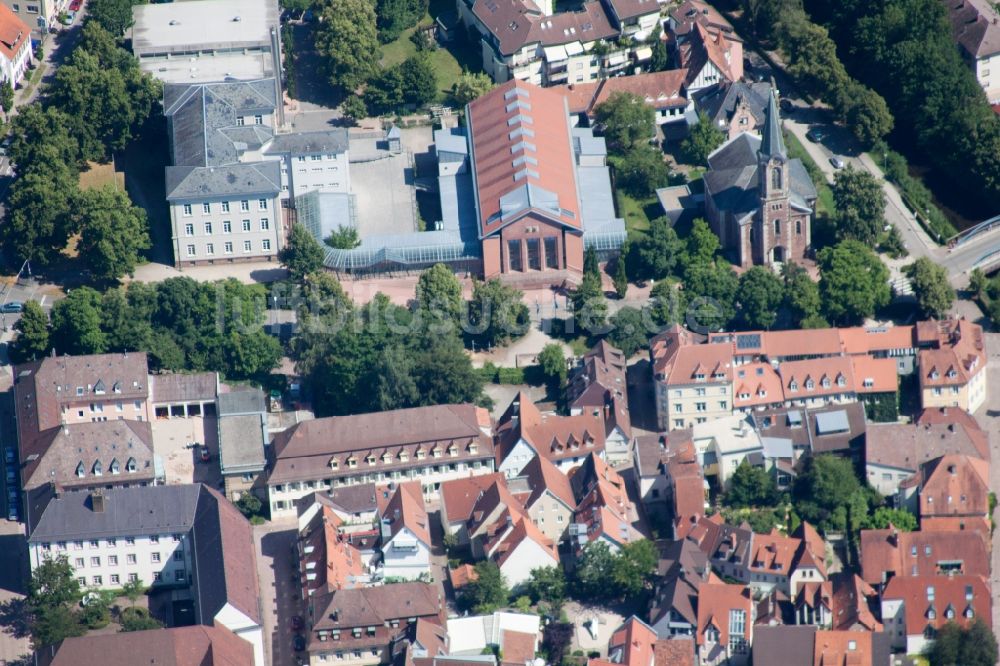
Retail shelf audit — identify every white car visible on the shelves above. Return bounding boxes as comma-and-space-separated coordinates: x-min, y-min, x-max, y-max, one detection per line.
829, 156, 846, 169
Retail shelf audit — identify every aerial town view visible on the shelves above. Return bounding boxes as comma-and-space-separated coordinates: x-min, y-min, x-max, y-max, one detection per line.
0, 0, 995, 663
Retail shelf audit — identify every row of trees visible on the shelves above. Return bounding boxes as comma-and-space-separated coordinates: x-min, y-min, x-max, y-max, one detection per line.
1, 22, 157, 280
804, 0, 1000, 210
594, 93, 672, 197
10, 278, 282, 381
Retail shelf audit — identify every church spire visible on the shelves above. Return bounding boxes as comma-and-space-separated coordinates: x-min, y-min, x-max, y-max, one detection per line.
759, 89, 786, 161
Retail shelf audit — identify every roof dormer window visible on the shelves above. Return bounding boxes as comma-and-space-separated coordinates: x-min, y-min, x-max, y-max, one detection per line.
126, 457, 136, 473
93, 461, 103, 477
805, 379, 814, 390
76, 462, 85, 478
110, 459, 120, 475
789, 381, 798, 392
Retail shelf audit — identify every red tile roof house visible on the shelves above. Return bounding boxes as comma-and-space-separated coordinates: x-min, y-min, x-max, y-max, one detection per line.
298, 504, 369, 597
695, 580, 753, 666
555, 70, 693, 128
440, 472, 506, 544
507, 454, 577, 543
464, 81, 625, 287
879, 574, 990, 655
566, 340, 633, 463
591, 616, 694, 666
378, 482, 433, 581
266, 403, 496, 518
306, 583, 444, 665
495, 392, 607, 477
915, 454, 991, 538
859, 527, 990, 589
0, 4, 32, 89
916, 318, 987, 413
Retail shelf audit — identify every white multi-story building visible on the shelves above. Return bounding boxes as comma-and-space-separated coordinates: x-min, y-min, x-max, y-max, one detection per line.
945, 0, 1000, 103
0, 4, 32, 88
28, 484, 266, 666
1, 0, 62, 38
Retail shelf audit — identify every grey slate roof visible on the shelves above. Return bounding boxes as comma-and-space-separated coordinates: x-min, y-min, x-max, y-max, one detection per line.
697, 81, 771, 129
28, 485, 201, 542
219, 413, 268, 472
758, 88, 786, 160
264, 129, 349, 155
218, 388, 266, 416
165, 162, 281, 201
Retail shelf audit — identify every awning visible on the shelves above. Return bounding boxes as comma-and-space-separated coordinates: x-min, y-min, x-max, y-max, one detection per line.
633, 46, 652, 61
543, 44, 568, 62
565, 41, 584, 56
606, 52, 627, 66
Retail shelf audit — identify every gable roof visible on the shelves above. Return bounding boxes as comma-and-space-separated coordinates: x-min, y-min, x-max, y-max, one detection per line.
607, 617, 658, 666
467, 81, 582, 238
0, 2, 29, 62
299, 506, 366, 594
882, 574, 990, 636
488, 514, 559, 568
698, 81, 771, 130
866, 423, 987, 473
521, 454, 576, 511
312, 583, 441, 632
382, 482, 432, 547
695, 581, 752, 646
441, 473, 506, 525
918, 454, 990, 520
915, 408, 988, 458
859, 527, 990, 585
34, 624, 254, 666
557, 70, 690, 117
945, 0, 1000, 59
470, 0, 616, 57
496, 393, 606, 466
918, 319, 986, 389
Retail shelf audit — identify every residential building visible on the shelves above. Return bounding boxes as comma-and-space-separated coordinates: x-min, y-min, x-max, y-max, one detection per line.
752, 626, 892, 666
163, 79, 283, 267
667, 0, 743, 93
446, 611, 540, 656
880, 574, 990, 654
750, 626, 817, 666
916, 319, 987, 413
149, 372, 220, 419
650, 325, 733, 432
27, 483, 264, 666
697, 82, 772, 141
569, 454, 643, 551
130, 0, 282, 86
298, 502, 368, 597
2, 0, 62, 38
703, 91, 815, 267
495, 392, 606, 477
33, 624, 255, 666
750, 403, 866, 462
566, 341, 632, 463
305, 583, 443, 665
662, 434, 707, 539
690, 415, 762, 489
648, 539, 711, 639
694, 580, 752, 666
0, 4, 31, 88
915, 454, 991, 537
592, 616, 693, 666
217, 388, 268, 501
792, 572, 882, 632
466, 81, 625, 285
262, 129, 351, 202
296, 485, 379, 534
378, 482, 432, 581
944, 0, 1000, 102
859, 527, 990, 588
266, 403, 495, 517
865, 422, 988, 498
479, 512, 559, 588
557, 70, 693, 128
512, 455, 576, 543
439, 473, 506, 543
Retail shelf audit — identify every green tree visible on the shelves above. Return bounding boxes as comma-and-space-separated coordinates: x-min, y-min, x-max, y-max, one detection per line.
372, 344, 420, 411
0, 81, 12, 115
325, 226, 360, 249
398, 54, 438, 107
818, 240, 890, 325
782, 262, 823, 328
536, 343, 567, 389
649, 279, 685, 327
375, 0, 427, 42
610, 539, 657, 596
235, 493, 263, 519
341, 95, 368, 125
679, 112, 725, 166
223, 330, 282, 380
608, 307, 649, 357
27, 556, 84, 648
792, 454, 862, 532
451, 72, 494, 106
119, 607, 164, 633
779, 16, 849, 101
79, 592, 112, 630
2, 150, 78, 266
594, 92, 655, 152
843, 84, 894, 147
74, 186, 150, 282
280, 224, 326, 281
926, 619, 998, 666
463, 562, 509, 613
612, 256, 628, 298
316, 0, 380, 90
10, 300, 51, 363
610, 145, 671, 197
683, 261, 738, 330
726, 461, 778, 508
736, 266, 784, 329
526, 566, 566, 606
416, 263, 464, 326
571, 272, 608, 334
87, 0, 137, 36
861, 506, 917, 531
572, 541, 617, 601
468, 279, 529, 348
648, 28, 670, 71
633, 216, 683, 280
904, 257, 955, 318
832, 167, 886, 245
684, 218, 720, 267
410, 332, 484, 406
50, 287, 108, 356
8, 106, 80, 170
970, 267, 988, 300
584, 246, 599, 279
122, 578, 144, 608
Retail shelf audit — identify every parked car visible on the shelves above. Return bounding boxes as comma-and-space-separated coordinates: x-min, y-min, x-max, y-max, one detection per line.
7, 506, 17, 522
806, 128, 826, 142
829, 156, 846, 169
69, 0, 82, 10
7, 489, 16, 503
779, 97, 793, 112
1, 302, 23, 313
293, 635, 306, 652
4, 448, 14, 464
291, 616, 304, 631
5, 469, 15, 483
200, 447, 211, 463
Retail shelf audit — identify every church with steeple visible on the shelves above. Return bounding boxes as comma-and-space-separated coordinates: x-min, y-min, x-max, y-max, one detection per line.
702, 90, 817, 268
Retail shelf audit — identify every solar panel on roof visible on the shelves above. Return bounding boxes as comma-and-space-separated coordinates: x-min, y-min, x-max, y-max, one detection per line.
736, 333, 762, 350
815, 410, 850, 435
787, 410, 803, 426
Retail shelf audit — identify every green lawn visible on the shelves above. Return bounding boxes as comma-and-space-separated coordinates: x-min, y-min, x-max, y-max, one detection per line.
784, 130, 835, 217
616, 191, 660, 236
380, 2, 484, 103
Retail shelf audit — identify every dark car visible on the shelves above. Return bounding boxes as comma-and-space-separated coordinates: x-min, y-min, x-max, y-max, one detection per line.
1, 302, 23, 313
291, 616, 305, 631
293, 635, 306, 652
199, 447, 211, 463
779, 97, 793, 112
806, 128, 826, 142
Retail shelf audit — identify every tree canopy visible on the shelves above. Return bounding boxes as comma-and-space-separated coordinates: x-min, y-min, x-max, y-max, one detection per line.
316, 0, 380, 91
594, 92, 655, 152
736, 266, 784, 329
818, 240, 890, 325
679, 112, 725, 166
832, 167, 886, 245
74, 185, 151, 283
451, 72, 494, 106
725, 461, 779, 509
280, 224, 326, 281
904, 257, 954, 319
462, 562, 509, 614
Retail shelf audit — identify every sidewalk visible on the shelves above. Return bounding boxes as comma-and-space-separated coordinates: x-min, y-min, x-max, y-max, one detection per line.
9, 6, 88, 116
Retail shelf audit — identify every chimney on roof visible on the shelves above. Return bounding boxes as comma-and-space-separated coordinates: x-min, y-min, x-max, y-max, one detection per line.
90, 490, 105, 513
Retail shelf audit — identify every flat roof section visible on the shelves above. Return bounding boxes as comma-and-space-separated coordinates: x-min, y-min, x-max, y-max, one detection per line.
131, 0, 278, 57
